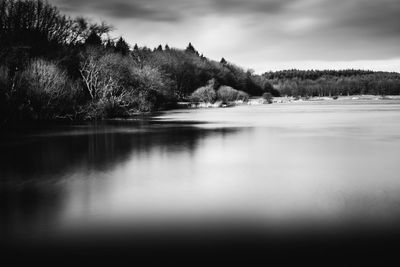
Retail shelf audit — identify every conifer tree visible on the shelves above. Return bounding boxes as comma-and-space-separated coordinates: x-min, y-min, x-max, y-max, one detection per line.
85, 31, 102, 46
105, 39, 115, 50
186, 42, 199, 55
115, 37, 130, 55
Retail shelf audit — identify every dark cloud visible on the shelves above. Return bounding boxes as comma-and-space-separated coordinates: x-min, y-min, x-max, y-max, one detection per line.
331, 0, 400, 37
53, 0, 300, 21
210, 0, 299, 15
98, 2, 179, 21
53, 0, 400, 36
53, 0, 181, 21
50, 0, 400, 72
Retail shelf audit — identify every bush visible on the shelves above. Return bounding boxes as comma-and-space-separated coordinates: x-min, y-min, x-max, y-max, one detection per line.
217, 86, 238, 103
129, 65, 172, 96
237, 91, 249, 102
262, 92, 273, 104
19, 59, 74, 119
132, 89, 166, 112
83, 96, 129, 119
79, 50, 173, 116
125, 64, 172, 112
190, 84, 216, 103
79, 48, 119, 100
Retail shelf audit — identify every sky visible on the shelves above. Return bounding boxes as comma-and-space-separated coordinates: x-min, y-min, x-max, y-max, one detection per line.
52, 0, 400, 73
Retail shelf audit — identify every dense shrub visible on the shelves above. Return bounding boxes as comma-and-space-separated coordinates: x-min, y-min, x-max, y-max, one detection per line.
18, 59, 76, 119
78, 49, 175, 117
129, 65, 171, 97
217, 86, 239, 103
128, 65, 172, 111
78, 50, 130, 117
190, 83, 217, 103
262, 92, 273, 104
22, 60, 68, 96
237, 91, 249, 102
82, 96, 129, 119
191, 84, 250, 104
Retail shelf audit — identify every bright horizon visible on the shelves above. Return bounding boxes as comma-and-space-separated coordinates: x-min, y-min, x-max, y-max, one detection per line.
51, 0, 400, 74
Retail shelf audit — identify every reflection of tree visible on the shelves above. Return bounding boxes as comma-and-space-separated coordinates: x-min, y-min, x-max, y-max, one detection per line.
0, 122, 242, 240
0, 123, 240, 181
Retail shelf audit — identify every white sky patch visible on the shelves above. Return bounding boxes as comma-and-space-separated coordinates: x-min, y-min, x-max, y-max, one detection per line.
195, 15, 254, 60
283, 17, 320, 34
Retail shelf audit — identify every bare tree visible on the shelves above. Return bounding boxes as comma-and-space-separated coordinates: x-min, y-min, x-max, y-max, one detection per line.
79, 52, 101, 100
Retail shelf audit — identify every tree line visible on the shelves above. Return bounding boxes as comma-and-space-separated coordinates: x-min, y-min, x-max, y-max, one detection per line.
1, 0, 399, 125
0, 0, 277, 124
264, 69, 400, 97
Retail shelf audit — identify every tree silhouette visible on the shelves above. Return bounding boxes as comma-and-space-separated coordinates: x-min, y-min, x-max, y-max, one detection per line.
105, 39, 115, 50
115, 37, 130, 55
85, 31, 102, 46
0, 0, 73, 57
185, 42, 199, 55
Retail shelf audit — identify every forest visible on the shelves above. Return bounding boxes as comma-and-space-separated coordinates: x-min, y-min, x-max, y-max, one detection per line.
1, 0, 399, 125
0, 0, 274, 124
264, 69, 400, 97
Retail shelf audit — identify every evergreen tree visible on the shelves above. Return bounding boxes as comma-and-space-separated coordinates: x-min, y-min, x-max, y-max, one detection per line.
165, 44, 170, 50
157, 45, 163, 51
115, 37, 130, 55
220, 57, 227, 65
133, 43, 139, 51
105, 39, 115, 51
186, 42, 199, 55
85, 31, 102, 46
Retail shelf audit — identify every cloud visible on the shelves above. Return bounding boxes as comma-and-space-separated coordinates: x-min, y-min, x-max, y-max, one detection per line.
50, 0, 400, 72
53, 0, 300, 21
53, 0, 182, 21
210, 0, 299, 15
53, 0, 400, 37
98, 2, 177, 21
331, 0, 400, 37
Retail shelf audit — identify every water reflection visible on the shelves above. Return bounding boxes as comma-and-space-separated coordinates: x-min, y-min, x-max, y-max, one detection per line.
0, 121, 242, 239
1, 101, 400, 243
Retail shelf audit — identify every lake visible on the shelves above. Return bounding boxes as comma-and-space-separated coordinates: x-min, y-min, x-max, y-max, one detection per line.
2, 100, 400, 247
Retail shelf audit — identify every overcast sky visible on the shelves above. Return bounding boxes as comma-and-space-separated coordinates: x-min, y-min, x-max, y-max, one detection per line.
52, 0, 400, 73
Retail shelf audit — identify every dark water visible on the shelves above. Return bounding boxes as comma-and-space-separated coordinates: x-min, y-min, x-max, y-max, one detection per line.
2, 100, 400, 262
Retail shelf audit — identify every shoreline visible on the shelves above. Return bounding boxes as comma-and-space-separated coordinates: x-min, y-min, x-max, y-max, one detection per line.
177, 95, 400, 109
272, 95, 400, 104
1, 95, 399, 128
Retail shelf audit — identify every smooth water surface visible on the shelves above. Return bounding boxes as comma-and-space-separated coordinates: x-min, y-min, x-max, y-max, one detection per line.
2, 100, 400, 240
